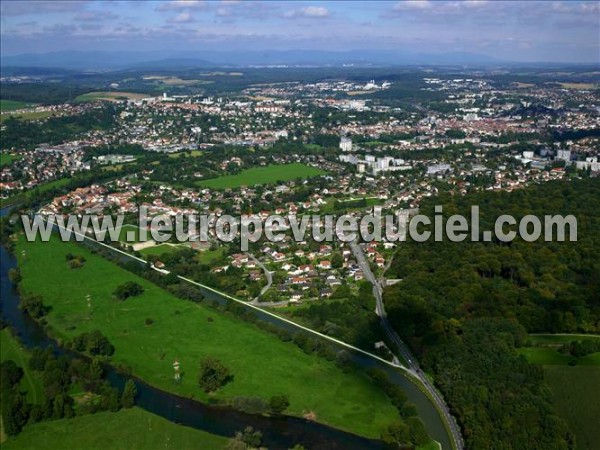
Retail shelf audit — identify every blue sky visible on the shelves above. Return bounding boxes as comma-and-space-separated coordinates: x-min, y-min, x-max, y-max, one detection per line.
1, 1, 599, 62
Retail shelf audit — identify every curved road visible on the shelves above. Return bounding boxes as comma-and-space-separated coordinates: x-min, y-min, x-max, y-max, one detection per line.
248, 253, 273, 304
350, 242, 464, 450
49, 218, 462, 449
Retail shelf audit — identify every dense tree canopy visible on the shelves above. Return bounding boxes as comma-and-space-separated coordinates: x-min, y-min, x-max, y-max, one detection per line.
384, 178, 600, 450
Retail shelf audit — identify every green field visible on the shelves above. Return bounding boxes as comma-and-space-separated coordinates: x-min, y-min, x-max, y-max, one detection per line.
0, 100, 37, 112
0, 153, 22, 168
544, 366, 600, 450
168, 150, 203, 158
197, 247, 226, 265
139, 243, 184, 257
518, 334, 600, 366
0, 111, 54, 123
118, 224, 144, 243
0, 329, 44, 405
528, 334, 600, 345
15, 235, 399, 438
2, 407, 228, 450
197, 163, 326, 189
74, 92, 148, 103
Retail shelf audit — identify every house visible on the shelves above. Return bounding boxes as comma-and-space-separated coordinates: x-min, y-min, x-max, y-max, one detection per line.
320, 288, 333, 298
319, 288, 333, 298
291, 276, 308, 285
248, 270, 262, 281
318, 260, 332, 270
231, 253, 249, 264
319, 245, 332, 256
272, 252, 286, 261
299, 264, 314, 273
354, 270, 364, 281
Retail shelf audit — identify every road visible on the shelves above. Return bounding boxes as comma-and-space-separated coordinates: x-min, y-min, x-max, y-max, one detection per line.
350, 242, 464, 450
248, 253, 273, 304
51, 217, 462, 449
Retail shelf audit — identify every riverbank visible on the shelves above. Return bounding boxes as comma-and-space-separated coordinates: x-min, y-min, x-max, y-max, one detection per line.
13, 234, 401, 440
2, 406, 230, 449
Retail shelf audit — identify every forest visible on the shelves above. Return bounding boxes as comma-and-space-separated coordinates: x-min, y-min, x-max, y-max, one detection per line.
0, 104, 118, 150
384, 177, 600, 450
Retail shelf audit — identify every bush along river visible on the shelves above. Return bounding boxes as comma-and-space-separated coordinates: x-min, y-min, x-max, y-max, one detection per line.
0, 206, 452, 449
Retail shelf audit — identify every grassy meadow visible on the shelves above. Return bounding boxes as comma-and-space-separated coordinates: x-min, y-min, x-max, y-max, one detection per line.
14, 235, 399, 438
0, 100, 37, 112
2, 407, 228, 450
197, 163, 326, 190
0, 111, 54, 123
544, 366, 600, 450
74, 92, 148, 103
519, 334, 600, 450
0, 153, 22, 168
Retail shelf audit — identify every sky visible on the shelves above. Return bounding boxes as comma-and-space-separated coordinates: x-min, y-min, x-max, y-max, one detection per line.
1, 0, 599, 63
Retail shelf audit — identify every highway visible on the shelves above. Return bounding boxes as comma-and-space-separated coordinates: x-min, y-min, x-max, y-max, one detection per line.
350, 242, 465, 450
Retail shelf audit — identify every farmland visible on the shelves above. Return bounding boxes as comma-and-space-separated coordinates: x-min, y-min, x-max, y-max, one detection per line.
14, 235, 400, 439
197, 163, 326, 189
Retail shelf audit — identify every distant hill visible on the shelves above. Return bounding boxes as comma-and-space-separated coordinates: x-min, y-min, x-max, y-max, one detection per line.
1, 49, 503, 70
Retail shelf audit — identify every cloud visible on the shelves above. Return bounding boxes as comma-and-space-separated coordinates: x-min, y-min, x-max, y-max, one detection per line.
0, 0, 88, 16
75, 11, 118, 22
156, 1, 206, 12
168, 12, 195, 23
283, 6, 330, 19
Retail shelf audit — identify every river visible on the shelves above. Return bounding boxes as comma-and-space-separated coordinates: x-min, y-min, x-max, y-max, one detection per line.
0, 206, 452, 449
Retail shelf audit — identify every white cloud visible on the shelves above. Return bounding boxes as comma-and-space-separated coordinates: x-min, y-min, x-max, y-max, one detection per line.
156, 1, 206, 12
75, 11, 118, 22
392, 0, 432, 11
0, 0, 88, 16
283, 6, 330, 19
168, 12, 195, 23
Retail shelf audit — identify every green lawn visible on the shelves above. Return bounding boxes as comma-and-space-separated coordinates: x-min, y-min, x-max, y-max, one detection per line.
0, 329, 44, 405
197, 163, 326, 190
197, 247, 226, 265
0, 100, 36, 112
15, 235, 399, 439
1, 407, 228, 450
544, 366, 600, 450
118, 224, 143, 244
139, 243, 183, 257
